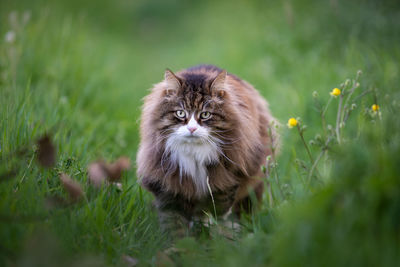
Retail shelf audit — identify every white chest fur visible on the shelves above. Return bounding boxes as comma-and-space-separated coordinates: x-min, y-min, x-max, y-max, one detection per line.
165, 137, 219, 197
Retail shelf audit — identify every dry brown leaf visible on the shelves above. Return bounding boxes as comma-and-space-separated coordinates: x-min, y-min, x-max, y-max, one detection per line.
121, 254, 138, 267
87, 157, 130, 187
87, 161, 108, 188
104, 156, 131, 182
37, 135, 56, 168
60, 173, 84, 202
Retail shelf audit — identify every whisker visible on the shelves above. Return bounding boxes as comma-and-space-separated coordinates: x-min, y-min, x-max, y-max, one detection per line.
209, 134, 243, 146
202, 137, 240, 167
213, 129, 232, 133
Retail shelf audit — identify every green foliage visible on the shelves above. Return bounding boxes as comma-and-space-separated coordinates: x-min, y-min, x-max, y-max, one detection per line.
271, 107, 400, 267
0, 0, 399, 266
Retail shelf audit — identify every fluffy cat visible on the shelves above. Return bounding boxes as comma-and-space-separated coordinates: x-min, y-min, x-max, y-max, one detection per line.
137, 65, 278, 232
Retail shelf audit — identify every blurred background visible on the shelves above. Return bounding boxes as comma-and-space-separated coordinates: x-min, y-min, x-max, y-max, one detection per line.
1, 0, 399, 266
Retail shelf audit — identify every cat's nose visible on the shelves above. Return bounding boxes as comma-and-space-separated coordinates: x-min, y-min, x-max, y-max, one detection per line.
187, 126, 197, 134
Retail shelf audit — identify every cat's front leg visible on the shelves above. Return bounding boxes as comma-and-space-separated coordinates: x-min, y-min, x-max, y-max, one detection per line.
154, 193, 194, 237
141, 179, 192, 236
157, 209, 190, 237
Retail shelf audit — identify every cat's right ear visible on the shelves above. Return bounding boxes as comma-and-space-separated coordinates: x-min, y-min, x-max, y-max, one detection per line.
210, 70, 227, 98
164, 69, 181, 96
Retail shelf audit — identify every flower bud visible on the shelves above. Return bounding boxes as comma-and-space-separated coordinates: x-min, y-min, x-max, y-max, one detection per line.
261, 165, 266, 173
5, 31, 15, 43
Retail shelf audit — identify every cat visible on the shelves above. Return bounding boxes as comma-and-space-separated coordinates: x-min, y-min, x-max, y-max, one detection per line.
136, 64, 278, 233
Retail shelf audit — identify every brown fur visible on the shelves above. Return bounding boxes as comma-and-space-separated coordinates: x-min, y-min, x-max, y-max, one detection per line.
137, 65, 278, 226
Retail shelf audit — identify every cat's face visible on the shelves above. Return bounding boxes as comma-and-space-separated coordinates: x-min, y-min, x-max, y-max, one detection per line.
171, 110, 212, 143
157, 69, 232, 149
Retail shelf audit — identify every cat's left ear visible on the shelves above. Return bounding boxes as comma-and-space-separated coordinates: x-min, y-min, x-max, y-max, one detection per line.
210, 70, 227, 98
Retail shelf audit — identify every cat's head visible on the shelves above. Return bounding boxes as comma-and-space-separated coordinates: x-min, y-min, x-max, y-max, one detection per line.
155, 68, 236, 150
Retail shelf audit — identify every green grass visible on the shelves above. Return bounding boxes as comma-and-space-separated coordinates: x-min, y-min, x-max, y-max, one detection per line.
1, 0, 400, 266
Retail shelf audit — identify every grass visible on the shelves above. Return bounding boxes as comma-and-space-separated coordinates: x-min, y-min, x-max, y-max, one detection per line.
1, 0, 400, 266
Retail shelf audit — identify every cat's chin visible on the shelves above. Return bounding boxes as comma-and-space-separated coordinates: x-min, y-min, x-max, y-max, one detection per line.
178, 135, 204, 145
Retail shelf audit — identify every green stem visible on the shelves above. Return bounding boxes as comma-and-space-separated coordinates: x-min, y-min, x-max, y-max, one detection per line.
297, 124, 314, 163
321, 112, 327, 138
307, 149, 325, 187
322, 96, 333, 117
267, 125, 284, 200
264, 165, 274, 208
335, 95, 343, 144
321, 96, 333, 138
307, 137, 331, 186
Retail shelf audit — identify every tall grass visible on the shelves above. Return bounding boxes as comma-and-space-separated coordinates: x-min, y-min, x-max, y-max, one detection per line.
1, 0, 399, 266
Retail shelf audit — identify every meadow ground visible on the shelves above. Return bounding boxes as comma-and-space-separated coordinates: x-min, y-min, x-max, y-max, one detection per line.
1, 0, 400, 266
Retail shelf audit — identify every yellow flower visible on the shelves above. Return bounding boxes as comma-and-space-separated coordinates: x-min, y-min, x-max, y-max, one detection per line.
287, 118, 298, 128
330, 88, 341, 97
372, 104, 380, 112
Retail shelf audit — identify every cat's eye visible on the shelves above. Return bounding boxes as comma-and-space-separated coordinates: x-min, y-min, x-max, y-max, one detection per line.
175, 110, 186, 118
200, 111, 211, 120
